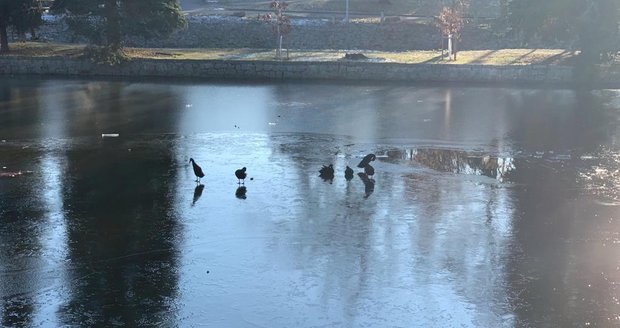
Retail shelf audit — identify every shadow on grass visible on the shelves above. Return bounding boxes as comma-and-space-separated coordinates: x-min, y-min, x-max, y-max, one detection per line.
221, 48, 275, 60
537, 50, 575, 65
421, 53, 448, 64
507, 49, 537, 65
5, 42, 84, 58
467, 50, 499, 64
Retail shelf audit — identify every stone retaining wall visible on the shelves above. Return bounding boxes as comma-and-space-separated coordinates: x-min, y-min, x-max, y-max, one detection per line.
0, 57, 577, 84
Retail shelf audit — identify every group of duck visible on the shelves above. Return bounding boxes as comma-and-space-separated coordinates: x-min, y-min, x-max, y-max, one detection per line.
319, 153, 376, 182
189, 158, 249, 201
188, 153, 377, 199
189, 158, 249, 184
320, 153, 377, 198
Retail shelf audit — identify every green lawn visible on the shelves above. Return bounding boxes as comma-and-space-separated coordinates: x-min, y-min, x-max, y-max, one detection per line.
2, 42, 577, 66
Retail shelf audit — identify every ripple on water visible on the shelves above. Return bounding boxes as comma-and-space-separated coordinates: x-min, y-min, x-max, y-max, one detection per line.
579, 147, 620, 204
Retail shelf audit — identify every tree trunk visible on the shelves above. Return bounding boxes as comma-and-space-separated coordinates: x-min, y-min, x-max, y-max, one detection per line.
0, 23, 8, 54
104, 0, 122, 49
279, 34, 283, 59
276, 24, 281, 58
448, 34, 453, 59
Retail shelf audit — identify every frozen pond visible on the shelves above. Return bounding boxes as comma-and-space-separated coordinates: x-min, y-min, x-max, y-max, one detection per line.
1, 77, 619, 327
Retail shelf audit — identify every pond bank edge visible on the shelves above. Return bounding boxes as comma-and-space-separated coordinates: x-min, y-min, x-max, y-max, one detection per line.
0, 56, 612, 85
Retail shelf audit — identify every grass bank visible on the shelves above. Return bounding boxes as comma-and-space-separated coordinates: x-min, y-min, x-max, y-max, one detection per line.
3, 42, 575, 66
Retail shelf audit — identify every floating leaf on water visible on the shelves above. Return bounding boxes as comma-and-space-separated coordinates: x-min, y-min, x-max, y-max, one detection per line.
0, 171, 22, 178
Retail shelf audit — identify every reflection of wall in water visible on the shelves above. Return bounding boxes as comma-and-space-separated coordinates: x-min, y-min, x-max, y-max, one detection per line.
389, 148, 516, 181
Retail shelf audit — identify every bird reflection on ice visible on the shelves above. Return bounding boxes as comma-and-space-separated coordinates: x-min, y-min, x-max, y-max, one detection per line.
192, 184, 205, 206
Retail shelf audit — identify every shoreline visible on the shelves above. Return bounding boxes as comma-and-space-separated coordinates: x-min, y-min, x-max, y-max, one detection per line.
1, 56, 582, 85
1, 42, 599, 86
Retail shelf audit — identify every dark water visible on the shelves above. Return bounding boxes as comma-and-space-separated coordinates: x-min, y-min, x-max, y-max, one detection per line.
0, 77, 619, 327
